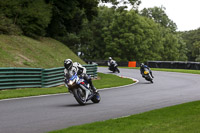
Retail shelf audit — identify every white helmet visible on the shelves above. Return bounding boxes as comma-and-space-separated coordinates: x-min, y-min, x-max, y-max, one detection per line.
140, 63, 144, 68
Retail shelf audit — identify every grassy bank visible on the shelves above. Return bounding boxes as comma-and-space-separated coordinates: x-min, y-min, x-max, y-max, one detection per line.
0, 35, 84, 68
0, 73, 134, 100
50, 100, 200, 133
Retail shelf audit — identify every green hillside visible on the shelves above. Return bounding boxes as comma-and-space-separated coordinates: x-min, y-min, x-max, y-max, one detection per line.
0, 35, 85, 68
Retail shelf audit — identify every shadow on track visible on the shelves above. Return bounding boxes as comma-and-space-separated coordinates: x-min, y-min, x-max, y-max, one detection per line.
138, 81, 154, 84
55, 103, 95, 108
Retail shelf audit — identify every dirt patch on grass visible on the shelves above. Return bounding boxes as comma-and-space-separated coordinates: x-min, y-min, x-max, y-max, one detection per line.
14, 53, 34, 66
18, 54, 33, 62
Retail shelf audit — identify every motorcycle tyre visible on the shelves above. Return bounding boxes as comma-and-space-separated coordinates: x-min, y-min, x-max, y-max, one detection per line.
91, 92, 101, 103
116, 67, 120, 73
73, 89, 86, 105
144, 77, 153, 83
149, 74, 153, 83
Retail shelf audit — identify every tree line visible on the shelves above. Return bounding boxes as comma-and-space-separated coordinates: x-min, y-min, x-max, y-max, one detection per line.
0, 0, 199, 62
181, 29, 200, 62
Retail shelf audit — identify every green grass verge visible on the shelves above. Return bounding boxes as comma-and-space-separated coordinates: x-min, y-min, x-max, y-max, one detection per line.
118, 66, 200, 75
49, 100, 200, 133
151, 68, 200, 74
93, 73, 133, 89
0, 73, 134, 100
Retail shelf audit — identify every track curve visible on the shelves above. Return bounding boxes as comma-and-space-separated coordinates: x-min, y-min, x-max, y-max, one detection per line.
0, 67, 200, 133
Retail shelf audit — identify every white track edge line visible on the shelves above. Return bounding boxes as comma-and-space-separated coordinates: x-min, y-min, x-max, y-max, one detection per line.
0, 76, 139, 102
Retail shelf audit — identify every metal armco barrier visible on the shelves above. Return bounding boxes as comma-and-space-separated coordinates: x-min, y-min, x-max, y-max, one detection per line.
147, 61, 200, 70
0, 64, 98, 90
41, 67, 64, 88
0, 67, 42, 90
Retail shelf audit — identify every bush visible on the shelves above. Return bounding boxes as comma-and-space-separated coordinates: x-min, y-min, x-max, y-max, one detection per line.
0, 14, 22, 35
0, 0, 52, 37
195, 55, 200, 62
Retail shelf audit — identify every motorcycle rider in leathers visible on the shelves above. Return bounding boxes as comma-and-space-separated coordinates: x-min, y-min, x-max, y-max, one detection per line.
64, 59, 97, 93
140, 63, 154, 78
107, 57, 120, 73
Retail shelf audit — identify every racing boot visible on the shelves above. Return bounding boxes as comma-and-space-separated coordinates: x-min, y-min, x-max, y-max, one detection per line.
84, 74, 98, 93
150, 72, 154, 78
90, 82, 98, 93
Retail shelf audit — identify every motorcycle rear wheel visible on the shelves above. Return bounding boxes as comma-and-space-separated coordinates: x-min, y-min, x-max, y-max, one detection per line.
91, 92, 101, 103
116, 67, 120, 73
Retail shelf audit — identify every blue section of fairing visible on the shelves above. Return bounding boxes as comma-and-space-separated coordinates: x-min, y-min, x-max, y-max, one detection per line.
69, 73, 89, 88
69, 74, 77, 80
144, 65, 148, 68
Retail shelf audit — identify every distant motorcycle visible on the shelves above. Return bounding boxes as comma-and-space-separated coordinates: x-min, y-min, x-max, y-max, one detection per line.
66, 73, 101, 105
108, 61, 120, 73
142, 68, 153, 83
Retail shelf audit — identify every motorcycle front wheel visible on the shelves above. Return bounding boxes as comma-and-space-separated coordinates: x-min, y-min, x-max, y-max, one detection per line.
73, 88, 86, 105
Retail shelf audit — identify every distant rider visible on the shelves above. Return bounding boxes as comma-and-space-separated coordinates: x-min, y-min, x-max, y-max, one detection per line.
140, 63, 154, 78
107, 57, 116, 67
64, 59, 97, 93
107, 57, 120, 73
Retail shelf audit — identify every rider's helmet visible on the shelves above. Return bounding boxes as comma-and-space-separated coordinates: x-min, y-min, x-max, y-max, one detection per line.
140, 63, 144, 68
108, 57, 112, 61
64, 59, 73, 70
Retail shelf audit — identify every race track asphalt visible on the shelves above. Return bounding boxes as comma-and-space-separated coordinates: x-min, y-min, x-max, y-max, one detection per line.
0, 67, 200, 133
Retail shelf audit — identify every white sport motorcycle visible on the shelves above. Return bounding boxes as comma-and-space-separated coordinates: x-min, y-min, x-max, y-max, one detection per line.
66, 73, 101, 105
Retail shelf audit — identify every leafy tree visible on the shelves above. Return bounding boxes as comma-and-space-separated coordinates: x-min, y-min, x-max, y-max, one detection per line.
140, 6, 177, 32
192, 41, 200, 61
80, 6, 116, 60
100, 0, 141, 9
81, 7, 163, 62
176, 34, 188, 61
0, 13, 22, 35
103, 9, 164, 62
181, 28, 200, 61
0, 0, 52, 37
79, 6, 187, 62
45, 0, 99, 51
159, 28, 179, 60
